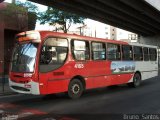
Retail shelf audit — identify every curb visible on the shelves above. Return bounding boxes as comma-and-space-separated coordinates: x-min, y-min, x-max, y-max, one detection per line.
0, 92, 18, 97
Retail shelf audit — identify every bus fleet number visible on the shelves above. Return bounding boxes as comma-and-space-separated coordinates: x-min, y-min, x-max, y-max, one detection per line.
74, 63, 84, 69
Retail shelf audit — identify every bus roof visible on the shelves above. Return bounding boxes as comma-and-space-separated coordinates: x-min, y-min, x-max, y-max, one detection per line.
16, 30, 128, 45
39, 31, 129, 45
16, 30, 157, 48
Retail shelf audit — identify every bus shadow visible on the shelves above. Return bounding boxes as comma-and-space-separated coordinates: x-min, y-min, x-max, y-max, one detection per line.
8, 94, 70, 111
82, 78, 157, 98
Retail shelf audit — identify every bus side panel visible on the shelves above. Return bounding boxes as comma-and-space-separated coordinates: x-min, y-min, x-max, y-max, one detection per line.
47, 79, 69, 94
84, 61, 133, 88
43, 60, 111, 93
39, 73, 49, 94
85, 61, 111, 89
109, 61, 135, 85
39, 60, 135, 94
135, 61, 158, 80
116, 73, 134, 84
39, 73, 70, 95
39, 64, 71, 94
84, 73, 134, 88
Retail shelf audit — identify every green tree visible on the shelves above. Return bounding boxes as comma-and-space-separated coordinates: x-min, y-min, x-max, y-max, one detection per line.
2, 0, 38, 16
15, 0, 38, 13
15, 0, 38, 30
38, 7, 86, 33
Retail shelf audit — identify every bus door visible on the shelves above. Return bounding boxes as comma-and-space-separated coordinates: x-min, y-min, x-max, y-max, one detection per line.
89, 42, 108, 87
39, 37, 69, 94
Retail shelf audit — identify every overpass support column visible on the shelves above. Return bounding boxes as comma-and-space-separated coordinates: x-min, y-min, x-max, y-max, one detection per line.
0, 23, 4, 75
139, 35, 160, 68
139, 35, 160, 47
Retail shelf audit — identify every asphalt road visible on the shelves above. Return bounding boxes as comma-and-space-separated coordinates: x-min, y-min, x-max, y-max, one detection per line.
0, 76, 160, 120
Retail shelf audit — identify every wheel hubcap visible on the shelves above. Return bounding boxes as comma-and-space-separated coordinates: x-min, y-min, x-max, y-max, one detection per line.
71, 84, 80, 94
135, 75, 140, 86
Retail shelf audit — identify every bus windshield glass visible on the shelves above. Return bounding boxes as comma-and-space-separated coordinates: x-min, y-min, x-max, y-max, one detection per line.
11, 42, 38, 72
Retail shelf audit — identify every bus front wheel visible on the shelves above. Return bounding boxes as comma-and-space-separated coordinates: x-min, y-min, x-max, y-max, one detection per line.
68, 79, 83, 99
128, 73, 141, 88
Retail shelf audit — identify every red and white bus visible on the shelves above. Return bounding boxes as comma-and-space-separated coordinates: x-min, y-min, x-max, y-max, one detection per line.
9, 31, 158, 99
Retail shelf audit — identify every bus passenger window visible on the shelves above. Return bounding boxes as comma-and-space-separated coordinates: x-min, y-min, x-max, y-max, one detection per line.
40, 38, 68, 72
107, 43, 121, 60
72, 40, 90, 60
122, 45, 133, 61
133, 46, 143, 61
92, 42, 106, 60
143, 47, 149, 61
149, 48, 157, 61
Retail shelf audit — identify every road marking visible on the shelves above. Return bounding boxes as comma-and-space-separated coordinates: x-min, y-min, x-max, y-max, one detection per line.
0, 103, 47, 119
18, 112, 34, 118
21, 109, 47, 115
42, 118, 56, 120
0, 103, 19, 109
0, 109, 4, 113
59, 117, 78, 120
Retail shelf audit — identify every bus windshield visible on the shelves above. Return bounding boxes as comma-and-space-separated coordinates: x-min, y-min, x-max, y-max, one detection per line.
11, 42, 38, 73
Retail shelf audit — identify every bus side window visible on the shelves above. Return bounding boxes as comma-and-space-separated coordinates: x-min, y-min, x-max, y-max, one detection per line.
40, 38, 68, 72
71, 40, 90, 60
149, 48, 157, 61
133, 46, 143, 61
122, 45, 133, 61
91, 42, 106, 60
107, 43, 121, 60
143, 47, 149, 61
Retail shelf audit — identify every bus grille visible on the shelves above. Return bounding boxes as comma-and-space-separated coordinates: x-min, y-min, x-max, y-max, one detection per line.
11, 86, 30, 92
11, 79, 30, 84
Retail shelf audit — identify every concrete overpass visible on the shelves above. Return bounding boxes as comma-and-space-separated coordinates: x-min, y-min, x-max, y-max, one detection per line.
29, 0, 160, 37
29, 0, 160, 46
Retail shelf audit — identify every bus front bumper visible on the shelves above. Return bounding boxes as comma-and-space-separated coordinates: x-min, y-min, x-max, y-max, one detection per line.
9, 78, 40, 95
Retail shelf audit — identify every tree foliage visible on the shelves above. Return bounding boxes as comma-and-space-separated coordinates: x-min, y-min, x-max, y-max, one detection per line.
38, 7, 86, 33
15, 0, 39, 13
1, 0, 38, 15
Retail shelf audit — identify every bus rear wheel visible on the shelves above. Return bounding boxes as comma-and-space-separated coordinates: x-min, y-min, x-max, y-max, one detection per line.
128, 73, 141, 88
68, 79, 83, 99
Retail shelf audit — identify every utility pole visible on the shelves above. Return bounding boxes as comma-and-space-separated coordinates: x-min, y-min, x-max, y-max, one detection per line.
95, 27, 96, 38
77, 24, 87, 36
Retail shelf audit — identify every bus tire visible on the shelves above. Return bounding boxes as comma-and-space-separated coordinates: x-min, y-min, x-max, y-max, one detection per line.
128, 73, 141, 88
68, 79, 83, 99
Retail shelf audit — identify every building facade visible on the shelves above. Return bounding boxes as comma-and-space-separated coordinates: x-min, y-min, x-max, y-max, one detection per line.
0, 2, 28, 75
